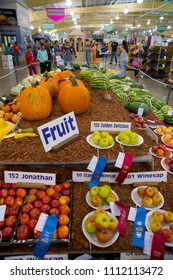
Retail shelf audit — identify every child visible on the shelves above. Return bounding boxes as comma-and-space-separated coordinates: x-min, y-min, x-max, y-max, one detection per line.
25, 46, 37, 75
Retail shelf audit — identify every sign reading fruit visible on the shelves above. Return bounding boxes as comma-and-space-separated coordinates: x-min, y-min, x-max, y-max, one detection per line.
37, 112, 79, 152
90, 121, 131, 132
4, 171, 56, 185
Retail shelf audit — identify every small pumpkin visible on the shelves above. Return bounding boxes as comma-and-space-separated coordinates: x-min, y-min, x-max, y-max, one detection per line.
58, 70, 73, 81
2, 105, 10, 113
12, 103, 20, 113
58, 76, 90, 115
19, 82, 52, 121
40, 71, 58, 98
58, 76, 84, 92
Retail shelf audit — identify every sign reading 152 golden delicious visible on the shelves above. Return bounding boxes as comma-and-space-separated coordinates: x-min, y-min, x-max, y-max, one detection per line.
90, 121, 131, 132
4, 171, 56, 185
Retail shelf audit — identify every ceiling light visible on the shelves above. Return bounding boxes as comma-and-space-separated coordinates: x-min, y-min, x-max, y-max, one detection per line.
110, 19, 113, 24
150, 32, 153, 35
52, 33, 55, 36
167, 26, 171, 29
115, 31, 118, 34
70, 10, 74, 16
138, 24, 141, 27
100, 28, 103, 30
38, 27, 42, 32
30, 25, 34, 30
66, 0, 72, 7
149, 29, 151, 32
44, 30, 48, 34
160, 15, 164, 21
137, 0, 143, 4
147, 20, 151, 25
72, 18, 76, 21
74, 21, 77, 25
131, 26, 134, 29
125, 28, 128, 31
124, 6, 128, 14
115, 15, 119, 20
105, 24, 108, 26
172, 35, 173, 37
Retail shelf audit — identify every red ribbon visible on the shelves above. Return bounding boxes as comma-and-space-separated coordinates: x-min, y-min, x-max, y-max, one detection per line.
116, 153, 133, 184
146, 118, 165, 125
0, 190, 2, 199
115, 201, 127, 236
150, 233, 166, 260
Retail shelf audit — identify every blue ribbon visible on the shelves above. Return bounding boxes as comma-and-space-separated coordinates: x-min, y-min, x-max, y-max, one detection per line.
132, 207, 147, 248
88, 156, 107, 188
33, 214, 58, 259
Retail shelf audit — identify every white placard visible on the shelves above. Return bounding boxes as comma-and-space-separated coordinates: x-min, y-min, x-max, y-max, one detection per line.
143, 231, 153, 256
72, 171, 167, 184
110, 202, 121, 216
120, 252, 173, 260
35, 213, 48, 232
115, 152, 125, 169
90, 121, 131, 132
0, 205, 6, 222
146, 125, 158, 143
4, 171, 56, 185
138, 107, 144, 116
37, 112, 79, 152
127, 207, 137, 222
4, 254, 68, 260
87, 156, 98, 172
42, 23, 55, 29
168, 110, 173, 116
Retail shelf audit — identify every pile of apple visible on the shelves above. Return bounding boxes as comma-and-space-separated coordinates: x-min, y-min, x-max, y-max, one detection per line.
163, 157, 173, 173
137, 186, 163, 208
89, 185, 117, 208
15, 181, 71, 241
117, 130, 139, 145
155, 125, 173, 135
151, 144, 172, 158
129, 113, 147, 129
0, 180, 27, 241
91, 131, 114, 148
162, 134, 173, 147
149, 210, 173, 242
85, 208, 118, 243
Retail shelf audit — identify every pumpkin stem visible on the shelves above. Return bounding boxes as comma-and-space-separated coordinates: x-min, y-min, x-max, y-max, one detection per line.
43, 70, 52, 81
69, 75, 78, 86
30, 81, 39, 88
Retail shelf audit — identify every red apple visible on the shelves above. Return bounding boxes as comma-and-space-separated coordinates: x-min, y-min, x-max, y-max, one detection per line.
3, 183, 12, 190
1, 189, 8, 198
59, 204, 70, 215
54, 184, 63, 193
5, 206, 10, 217
61, 188, 71, 196
96, 229, 111, 243
17, 224, 31, 240
4, 196, 15, 207
36, 190, 46, 200
22, 203, 34, 214
0, 180, 4, 188
9, 205, 20, 216
49, 208, 60, 217
40, 204, 51, 214
0, 221, 5, 228
27, 218, 37, 231
42, 195, 52, 204
8, 189, 16, 197
16, 188, 27, 198
26, 194, 37, 204
33, 200, 43, 209
1, 226, 13, 240
5, 215, 17, 227
46, 187, 55, 197
53, 192, 62, 200
20, 213, 30, 225
151, 145, 159, 153
29, 188, 38, 195
162, 228, 173, 242
50, 199, 60, 208
29, 208, 40, 219
15, 197, 23, 206
63, 181, 71, 189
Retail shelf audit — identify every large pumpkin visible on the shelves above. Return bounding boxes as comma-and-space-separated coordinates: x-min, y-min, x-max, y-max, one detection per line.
40, 72, 58, 98
58, 70, 73, 81
58, 76, 90, 115
19, 83, 52, 121
58, 76, 84, 92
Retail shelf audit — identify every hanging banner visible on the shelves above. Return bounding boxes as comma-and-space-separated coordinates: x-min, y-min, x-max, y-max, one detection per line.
42, 23, 55, 31
46, 8, 65, 22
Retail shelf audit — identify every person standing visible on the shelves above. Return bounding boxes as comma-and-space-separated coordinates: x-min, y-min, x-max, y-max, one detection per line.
63, 40, 76, 67
109, 40, 118, 64
37, 43, 48, 74
12, 41, 21, 66
132, 44, 143, 79
85, 41, 92, 66
92, 42, 99, 65
54, 41, 63, 66
118, 41, 129, 77
44, 39, 52, 71
5, 43, 12, 55
25, 46, 37, 76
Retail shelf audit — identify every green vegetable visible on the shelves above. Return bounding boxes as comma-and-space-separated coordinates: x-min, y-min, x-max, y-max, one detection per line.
128, 102, 149, 115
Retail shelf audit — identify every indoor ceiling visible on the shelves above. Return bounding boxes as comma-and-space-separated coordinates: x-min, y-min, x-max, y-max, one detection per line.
27, 0, 173, 36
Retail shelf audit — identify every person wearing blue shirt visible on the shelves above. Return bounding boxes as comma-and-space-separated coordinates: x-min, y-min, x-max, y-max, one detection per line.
37, 43, 48, 73
5, 43, 12, 55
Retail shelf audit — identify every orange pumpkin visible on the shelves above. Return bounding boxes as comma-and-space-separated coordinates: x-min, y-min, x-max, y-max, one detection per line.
19, 83, 52, 121
58, 70, 73, 81
58, 76, 90, 115
58, 76, 84, 92
51, 73, 60, 85
40, 71, 58, 98
12, 103, 20, 113
2, 105, 10, 113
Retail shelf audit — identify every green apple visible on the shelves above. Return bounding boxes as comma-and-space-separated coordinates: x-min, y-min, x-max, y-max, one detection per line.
163, 211, 173, 223
150, 221, 162, 233
99, 138, 109, 147
106, 135, 114, 145
92, 134, 101, 145
100, 131, 109, 138
121, 135, 130, 145
94, 208, 107, 218
130, 136, 139, 145
130, 132, 138, 138
118, 132, 125, 141
98, 185, 111, 198
85, 216, 97, 234
91, 195, 103, 207
123, 129, 132, 136
89, 186, 99, 197
108, 217, 118, 231
92, 131, 100, 137
95, 213, 110, 230
105, 192, 117, 203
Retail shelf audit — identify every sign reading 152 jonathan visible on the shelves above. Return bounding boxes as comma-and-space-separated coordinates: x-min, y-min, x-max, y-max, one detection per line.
37, 112, 79, 152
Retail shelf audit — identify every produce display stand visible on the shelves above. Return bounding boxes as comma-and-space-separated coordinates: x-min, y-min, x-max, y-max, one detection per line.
0, 72, 173, 258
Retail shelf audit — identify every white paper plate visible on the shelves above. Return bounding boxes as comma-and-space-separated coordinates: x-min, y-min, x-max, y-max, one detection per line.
86, 134, 114, 149
86, 190, 119, 210
145, 209, 173, 247
161, 158, 173, 175
115, 135, 143, 146
154, 129, 164, 136
149, 147, 172, 159
131, 186, 164, 210
82, 211, 119, 248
